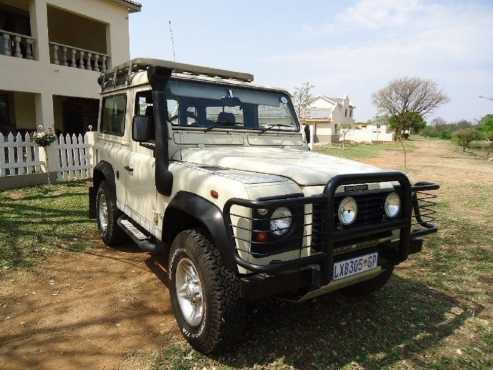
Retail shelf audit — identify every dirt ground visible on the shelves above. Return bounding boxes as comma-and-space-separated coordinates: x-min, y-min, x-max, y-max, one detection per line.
0, 246, 180, 370
0, 138, 491, 370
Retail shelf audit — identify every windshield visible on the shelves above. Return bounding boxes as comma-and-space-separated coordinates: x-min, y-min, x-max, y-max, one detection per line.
165, 79, 299, 132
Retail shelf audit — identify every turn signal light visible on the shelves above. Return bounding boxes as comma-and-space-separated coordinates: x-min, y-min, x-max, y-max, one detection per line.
255, 231, 269, 242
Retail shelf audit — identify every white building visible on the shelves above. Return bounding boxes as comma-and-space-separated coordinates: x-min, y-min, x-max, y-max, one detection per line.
344, 122, 394, 143
0, 0, 141, 135
304, 95, 355, 144
303, 96, 394, 145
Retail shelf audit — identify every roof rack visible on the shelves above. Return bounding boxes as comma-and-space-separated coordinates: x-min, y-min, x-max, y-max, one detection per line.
98, 58, 254, 92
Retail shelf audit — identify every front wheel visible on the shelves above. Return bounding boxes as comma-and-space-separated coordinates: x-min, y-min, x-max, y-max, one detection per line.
340, 266, 394, 297
169, 229, 245, 354
95, 180, 125, 246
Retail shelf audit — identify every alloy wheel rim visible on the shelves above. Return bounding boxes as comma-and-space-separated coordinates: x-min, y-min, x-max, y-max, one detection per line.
175, 257, 204, 327
98, 192, 109, 233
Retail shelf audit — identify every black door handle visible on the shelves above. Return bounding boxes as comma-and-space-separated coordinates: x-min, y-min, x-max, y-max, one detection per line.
124, 165, 134, 172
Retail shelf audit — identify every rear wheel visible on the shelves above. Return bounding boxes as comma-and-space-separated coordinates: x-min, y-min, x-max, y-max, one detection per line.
341, 266, 394, 297
169, 229, 245, 354
96, 180, 125, 246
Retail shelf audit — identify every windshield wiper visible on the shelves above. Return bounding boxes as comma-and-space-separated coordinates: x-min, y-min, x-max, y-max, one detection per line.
259, 124, 294, 134
205, 124, 235, 132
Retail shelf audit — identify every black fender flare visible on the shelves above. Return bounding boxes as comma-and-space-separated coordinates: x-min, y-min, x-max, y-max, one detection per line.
163, 191, 236, 271
93, 161, 116, 190
89, 161, 116, 218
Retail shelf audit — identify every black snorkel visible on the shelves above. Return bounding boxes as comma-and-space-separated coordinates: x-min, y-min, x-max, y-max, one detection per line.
148, 66, 174, 196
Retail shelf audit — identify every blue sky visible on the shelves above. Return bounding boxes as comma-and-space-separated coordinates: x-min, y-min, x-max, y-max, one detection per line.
130, 0, 493, 122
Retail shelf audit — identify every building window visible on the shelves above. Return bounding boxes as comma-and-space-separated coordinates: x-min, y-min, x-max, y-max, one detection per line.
100, 94, 126, 136
344, 108, 348, 117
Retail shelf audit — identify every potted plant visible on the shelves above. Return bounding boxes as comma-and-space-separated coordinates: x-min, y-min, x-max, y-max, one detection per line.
33, 125, 57, 184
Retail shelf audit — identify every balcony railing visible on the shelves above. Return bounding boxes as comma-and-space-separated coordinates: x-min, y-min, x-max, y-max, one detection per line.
49, 42, 111, 72
0, 30, 35, 59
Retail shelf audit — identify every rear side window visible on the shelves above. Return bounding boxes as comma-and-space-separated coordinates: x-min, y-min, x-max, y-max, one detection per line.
100, 94, 127, 136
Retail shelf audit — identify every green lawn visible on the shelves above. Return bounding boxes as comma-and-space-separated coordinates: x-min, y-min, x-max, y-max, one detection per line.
316, 140, 416, 161
0, 181, 96, 271
1, 141, 492, 369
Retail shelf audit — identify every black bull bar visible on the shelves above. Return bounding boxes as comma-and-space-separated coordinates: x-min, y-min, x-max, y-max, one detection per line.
223, 171, 439, 285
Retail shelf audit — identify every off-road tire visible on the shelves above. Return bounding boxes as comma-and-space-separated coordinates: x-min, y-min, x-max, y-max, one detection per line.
95, 180, 126, 246
169, 229, 246, 354
341, 265, 394, 297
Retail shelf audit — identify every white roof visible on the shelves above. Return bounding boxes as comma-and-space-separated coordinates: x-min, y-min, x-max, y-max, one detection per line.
314, 96, 354, 107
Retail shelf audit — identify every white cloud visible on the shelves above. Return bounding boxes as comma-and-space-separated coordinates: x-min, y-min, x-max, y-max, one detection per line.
338, 0, 423, 29
260, 1, 493, 121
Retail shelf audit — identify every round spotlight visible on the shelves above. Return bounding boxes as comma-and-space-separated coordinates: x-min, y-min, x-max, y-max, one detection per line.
385, 192, 401, 218
338, 197, 358, 226
270, 207, 292, 236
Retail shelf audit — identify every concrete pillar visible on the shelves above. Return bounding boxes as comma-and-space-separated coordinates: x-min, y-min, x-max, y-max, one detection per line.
38, 142, 59, 175
29, 0, 50, 63
36, 92, 59, 181
34, 92, 55, 130
85, 131, 96, 171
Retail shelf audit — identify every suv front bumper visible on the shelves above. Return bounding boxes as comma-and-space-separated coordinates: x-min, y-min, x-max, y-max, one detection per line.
223, 172, 439, 299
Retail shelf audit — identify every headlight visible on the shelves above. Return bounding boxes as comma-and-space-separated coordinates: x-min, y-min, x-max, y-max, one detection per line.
338, 197, 358, 225
270, 207, 292, 236
384, 192, 401, 218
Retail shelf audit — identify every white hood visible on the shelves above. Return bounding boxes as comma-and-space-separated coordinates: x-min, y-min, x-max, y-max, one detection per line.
180, 146, 382, 186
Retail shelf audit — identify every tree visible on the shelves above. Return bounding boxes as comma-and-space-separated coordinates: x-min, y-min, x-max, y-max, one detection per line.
386, 112, 425, 168
373, 77, 449, 138
455, 119, 474, 129
479, 114, 493, 137
430, 117, 447, 127
388, 111, 426, 139
367, 115, 390, 126
453, 128, 482, 152
479, 114, 493, 157
292, 82, 315, 121
338, 122, 353, 150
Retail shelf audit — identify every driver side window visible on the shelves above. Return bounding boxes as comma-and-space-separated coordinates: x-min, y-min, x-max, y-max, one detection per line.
186, 106, 198, 126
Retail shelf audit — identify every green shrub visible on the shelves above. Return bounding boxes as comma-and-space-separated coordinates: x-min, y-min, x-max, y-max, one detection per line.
452, 128, 482, 151
421, 125, 454, 139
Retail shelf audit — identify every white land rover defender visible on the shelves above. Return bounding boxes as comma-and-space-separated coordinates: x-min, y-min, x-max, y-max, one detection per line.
89, 59, 439, 353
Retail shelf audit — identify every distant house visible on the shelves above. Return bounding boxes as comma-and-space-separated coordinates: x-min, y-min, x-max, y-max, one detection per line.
302, 96, 394, 145
303, 96, 355, 145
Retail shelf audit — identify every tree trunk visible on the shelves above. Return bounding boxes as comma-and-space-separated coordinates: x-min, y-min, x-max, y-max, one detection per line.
399, 138, 407, 169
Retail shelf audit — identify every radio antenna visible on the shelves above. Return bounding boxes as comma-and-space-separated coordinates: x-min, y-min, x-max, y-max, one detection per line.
168, 20, 176, 61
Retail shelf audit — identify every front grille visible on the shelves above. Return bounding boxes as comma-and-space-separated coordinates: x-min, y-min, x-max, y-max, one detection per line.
334, 191, 389, 228
311, 190, 393, 252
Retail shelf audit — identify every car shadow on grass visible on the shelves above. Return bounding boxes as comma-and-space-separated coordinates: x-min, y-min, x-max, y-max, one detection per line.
223, 276, 479, 369
146, 263, 481, 370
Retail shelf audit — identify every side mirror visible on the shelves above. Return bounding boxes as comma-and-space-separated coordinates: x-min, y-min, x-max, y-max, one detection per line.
132, 115, 154, 142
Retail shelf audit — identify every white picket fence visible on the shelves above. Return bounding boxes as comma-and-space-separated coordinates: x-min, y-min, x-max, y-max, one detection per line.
0, 132, 42, 177
0, 131, 92, 183
57, 133, 91, 181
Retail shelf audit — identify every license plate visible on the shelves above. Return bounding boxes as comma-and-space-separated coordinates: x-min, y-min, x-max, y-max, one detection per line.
333, 252, 378, 281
